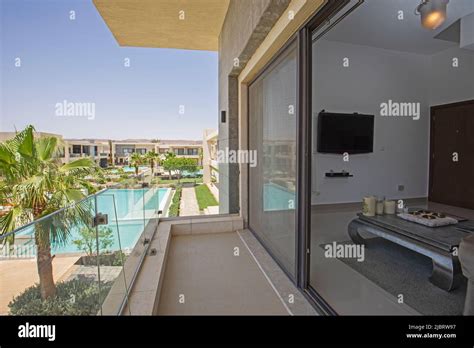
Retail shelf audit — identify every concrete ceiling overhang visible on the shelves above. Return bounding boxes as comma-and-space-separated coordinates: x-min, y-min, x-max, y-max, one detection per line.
93, 0, 230, 51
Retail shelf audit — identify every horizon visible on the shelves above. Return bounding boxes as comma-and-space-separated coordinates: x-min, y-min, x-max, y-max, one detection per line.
0, 0, 218, 139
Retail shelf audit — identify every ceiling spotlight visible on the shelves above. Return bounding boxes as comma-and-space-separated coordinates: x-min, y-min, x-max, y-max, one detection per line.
416, 0, 449, 30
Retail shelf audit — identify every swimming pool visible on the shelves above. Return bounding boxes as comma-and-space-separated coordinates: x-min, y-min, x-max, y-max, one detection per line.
181, 169, 203, 178
264, 183, 296, 211
15, 188, 170, 255
122, 166, 149, 173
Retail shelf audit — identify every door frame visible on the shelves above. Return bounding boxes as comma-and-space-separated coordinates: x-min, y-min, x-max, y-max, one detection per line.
298, 0, 351, 316
245, 0, 356, 315
429, 99, 474, 206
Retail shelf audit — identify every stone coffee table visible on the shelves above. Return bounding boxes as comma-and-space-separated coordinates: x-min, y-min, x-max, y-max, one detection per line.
348, 213, 472, 291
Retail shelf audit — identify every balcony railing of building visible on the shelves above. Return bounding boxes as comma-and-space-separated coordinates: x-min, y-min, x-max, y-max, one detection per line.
0, 184, 169, 316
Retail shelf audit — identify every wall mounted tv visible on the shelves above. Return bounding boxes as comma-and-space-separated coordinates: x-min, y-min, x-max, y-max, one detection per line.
317, 111, 374, 154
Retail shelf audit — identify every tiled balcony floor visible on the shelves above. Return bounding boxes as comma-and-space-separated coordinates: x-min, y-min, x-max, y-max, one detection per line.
157, 232, 290, 315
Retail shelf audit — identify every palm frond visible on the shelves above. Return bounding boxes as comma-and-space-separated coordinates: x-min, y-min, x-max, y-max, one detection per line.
0, 206, 31, 236
59, 158, 95, 173
47, 196, 94, 246
0, 125, 104, 250
7, 125, 35, 158
36, 137, 58, 161
0, 142, 16, 165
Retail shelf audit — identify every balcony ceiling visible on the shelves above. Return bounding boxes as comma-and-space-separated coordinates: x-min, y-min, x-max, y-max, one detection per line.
93, 0, 230, 51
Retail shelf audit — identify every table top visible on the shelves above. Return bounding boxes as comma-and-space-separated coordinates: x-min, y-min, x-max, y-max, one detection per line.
357, 213, 472, 249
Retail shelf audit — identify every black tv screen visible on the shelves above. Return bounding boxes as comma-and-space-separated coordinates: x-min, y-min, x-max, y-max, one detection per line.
317, 112, 374, 154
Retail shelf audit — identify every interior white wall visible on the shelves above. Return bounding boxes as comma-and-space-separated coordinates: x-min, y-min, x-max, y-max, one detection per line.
311, 39, 474, 205
428, 46, 474, 106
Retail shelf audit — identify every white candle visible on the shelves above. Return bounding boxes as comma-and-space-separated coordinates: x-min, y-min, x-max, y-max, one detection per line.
363, 196, 377, 216
384, 200, 396, 215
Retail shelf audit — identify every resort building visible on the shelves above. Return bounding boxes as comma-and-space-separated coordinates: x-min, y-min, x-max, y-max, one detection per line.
112, 140, 202, 166
112, 141, 158, 165
202, 129, 218, 185
65, 139, 111, 167
0, 131, 203, 167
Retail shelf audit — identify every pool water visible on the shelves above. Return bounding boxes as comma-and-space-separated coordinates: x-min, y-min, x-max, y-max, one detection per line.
264, 183, 296, 211
16, 188, 170, 255
181, 169, 203, 177
122, 166, 148, 173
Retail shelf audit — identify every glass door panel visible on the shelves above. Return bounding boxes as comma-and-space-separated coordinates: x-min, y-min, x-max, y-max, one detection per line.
248, 41, 298, 278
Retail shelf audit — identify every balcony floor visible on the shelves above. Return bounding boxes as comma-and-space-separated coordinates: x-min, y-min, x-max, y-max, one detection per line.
157, 232, 290, 315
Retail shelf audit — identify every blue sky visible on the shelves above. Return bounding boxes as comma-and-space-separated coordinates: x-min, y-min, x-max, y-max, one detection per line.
0, 0, 218, 140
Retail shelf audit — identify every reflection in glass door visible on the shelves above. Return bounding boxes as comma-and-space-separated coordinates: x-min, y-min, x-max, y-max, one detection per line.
248, 41, 298, 278
307, 0, 473, 315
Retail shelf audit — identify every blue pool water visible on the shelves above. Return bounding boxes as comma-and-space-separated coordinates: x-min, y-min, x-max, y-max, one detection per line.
264, 183, 296, 211
122, 166, 148, 173
181, 169, 203, 177
16, 188, 170, 255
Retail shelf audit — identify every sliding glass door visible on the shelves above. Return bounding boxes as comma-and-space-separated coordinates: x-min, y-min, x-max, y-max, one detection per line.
306, 0, 474, 315
248, 41, 298, 278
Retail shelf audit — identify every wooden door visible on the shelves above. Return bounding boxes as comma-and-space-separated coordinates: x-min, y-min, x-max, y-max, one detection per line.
429, 100, 474, 209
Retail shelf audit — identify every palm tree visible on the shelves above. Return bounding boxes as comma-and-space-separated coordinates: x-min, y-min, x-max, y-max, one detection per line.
162, 152, 177, 180
0, 126, 97, 300
108, 139, 113, 166
145, 151, 159, 175
129, 152, 143, 176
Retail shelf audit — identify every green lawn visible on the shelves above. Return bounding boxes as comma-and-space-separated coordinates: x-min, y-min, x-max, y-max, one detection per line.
194, 184, 218, 211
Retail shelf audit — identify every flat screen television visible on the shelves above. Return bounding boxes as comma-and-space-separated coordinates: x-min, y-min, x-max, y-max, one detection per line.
317, 112, 374, 154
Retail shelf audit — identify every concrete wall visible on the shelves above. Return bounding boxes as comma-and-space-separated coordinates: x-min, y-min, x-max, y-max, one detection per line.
218, 0, 290, 214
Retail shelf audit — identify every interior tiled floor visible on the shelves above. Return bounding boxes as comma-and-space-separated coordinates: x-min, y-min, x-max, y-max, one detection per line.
309, 201, 472, 315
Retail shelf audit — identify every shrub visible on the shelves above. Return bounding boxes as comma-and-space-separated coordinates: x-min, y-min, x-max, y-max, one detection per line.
77, 250, 127, 267
111, 250, 127, 266
73, 226, 114, 257
8, 278, 112, 315
168, 186, 182, 217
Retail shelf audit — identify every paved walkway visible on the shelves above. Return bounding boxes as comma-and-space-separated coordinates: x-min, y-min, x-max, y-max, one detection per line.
179, 187, 200, 216
0, 256, 79, 314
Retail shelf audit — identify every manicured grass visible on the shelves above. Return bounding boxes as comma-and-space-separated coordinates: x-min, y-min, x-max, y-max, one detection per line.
168, 186, 182, 217
194, 184, 218, 211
